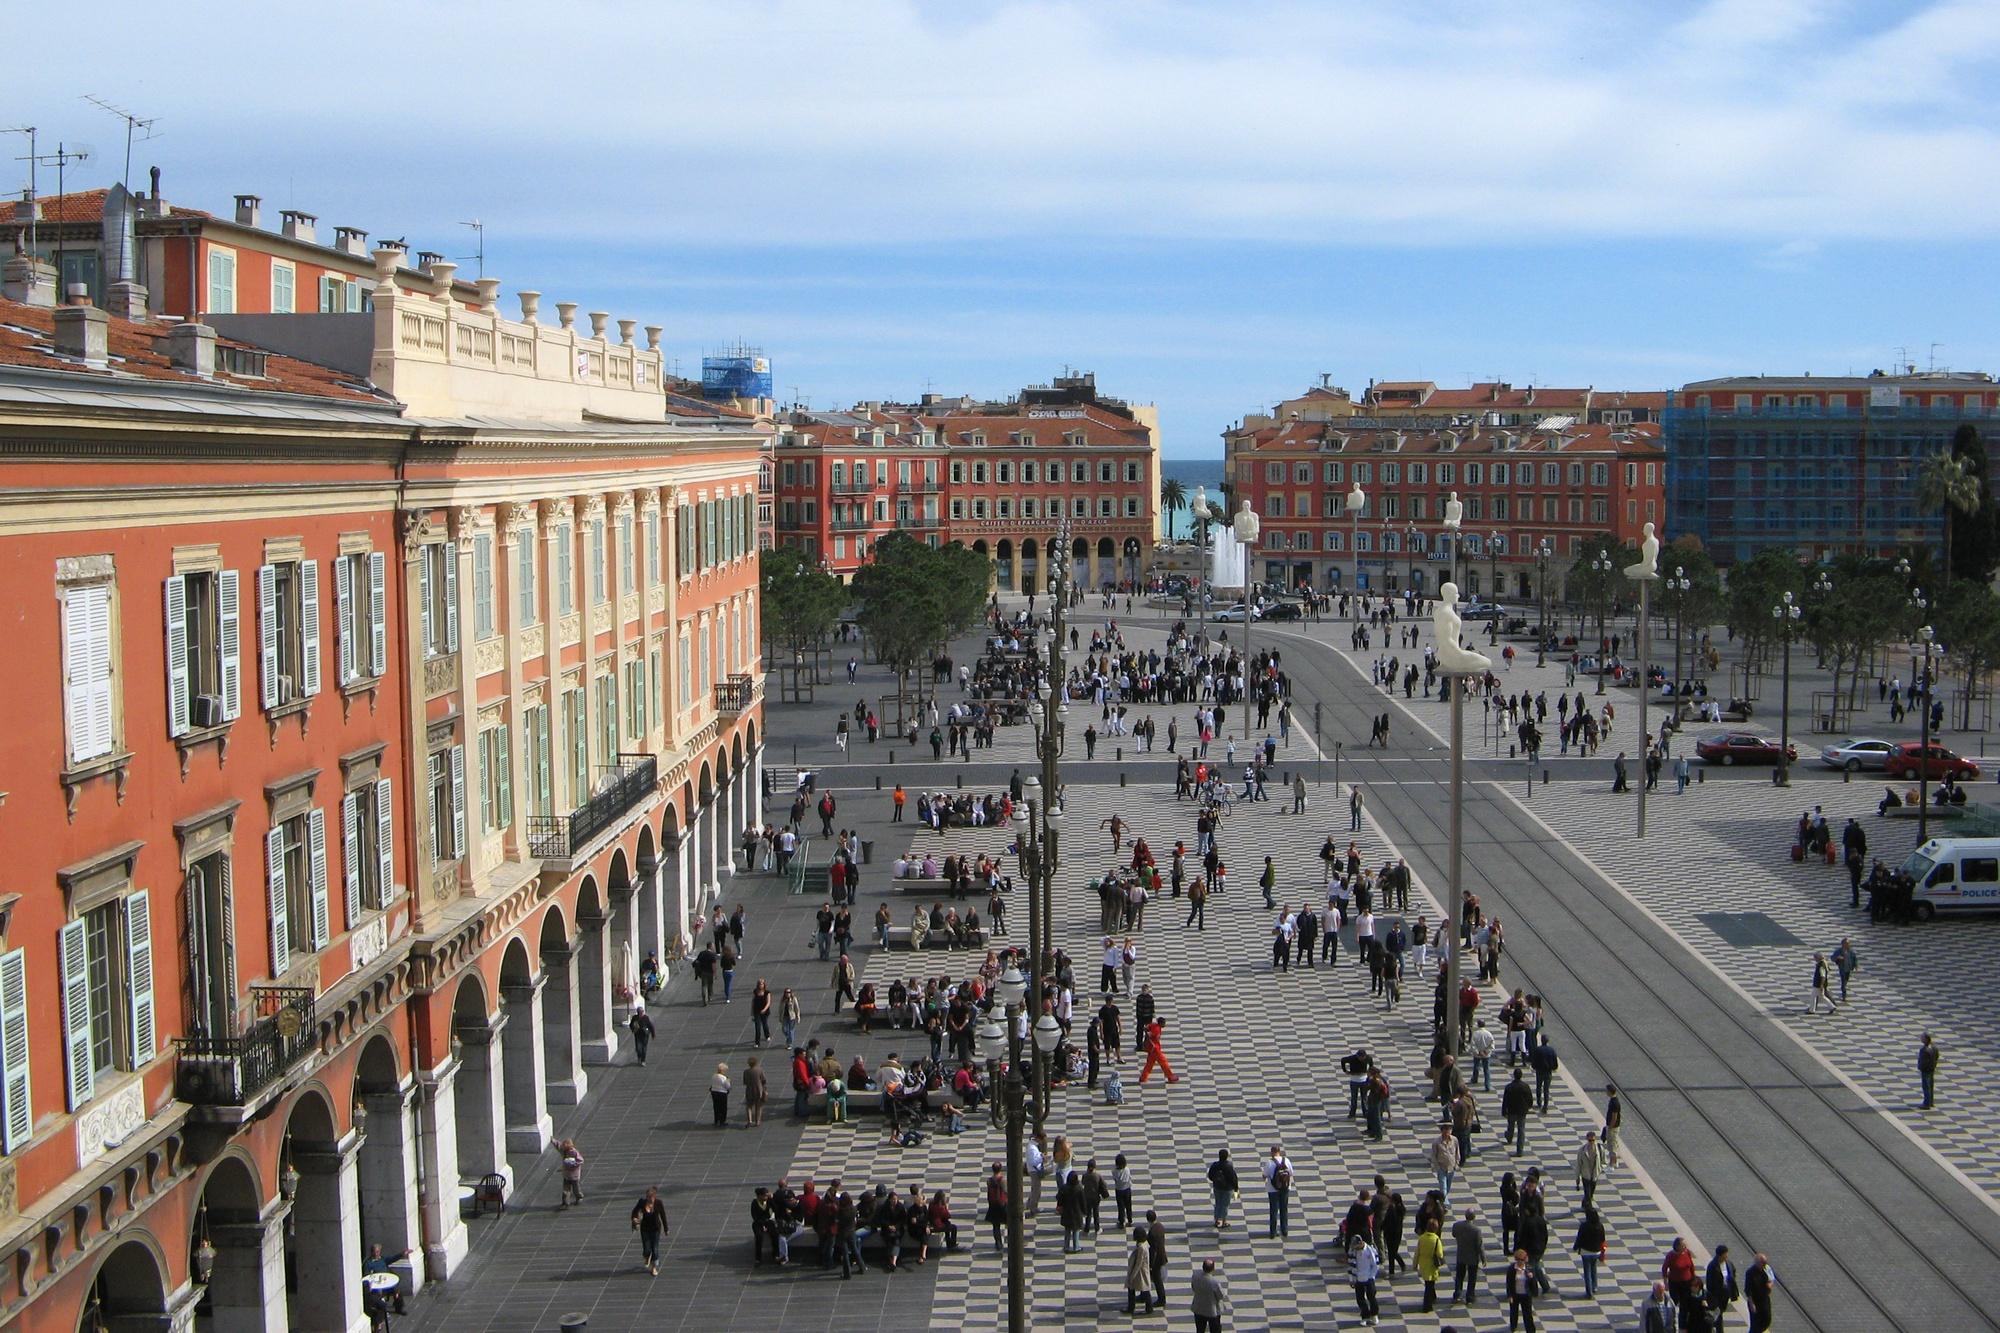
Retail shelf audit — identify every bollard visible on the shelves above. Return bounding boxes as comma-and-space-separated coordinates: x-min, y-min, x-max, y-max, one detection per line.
888, 748, 897, 765
1843, 767, 1850, 783
956, 773, 962, 789
1698, 768, 1706, 783
1120, 771, 1127, 787
1117, 747, 1123, 762
875, 774, 882, 790
559, 1316, 588, 1332
1543, 768, 1550, 785
1509, 744, 1516, 759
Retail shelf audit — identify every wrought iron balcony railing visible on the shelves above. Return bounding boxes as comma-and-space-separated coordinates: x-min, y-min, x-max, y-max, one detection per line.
527, 753, 657, 860
174, 985, 317, 1107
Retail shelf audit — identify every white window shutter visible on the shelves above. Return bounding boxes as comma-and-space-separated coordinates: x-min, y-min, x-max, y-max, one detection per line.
418, 546, 433, 657
341, 793, 361, 928
63, 585, 114, 763
299, 559, 321, 697
449, 745, 467, 858
335, 555, 355, 684
164, 576, 189, 737
59, 920, 92, 1111
307, 807, 330, 950
258, 563, 279, 710
0, 948, 29, 1151
369, 552, 388, 677
443, 548, 460, 652
218, 569, 242, 720
219, 856, 238, 1015
266, 826, 290, 977
374, 777, 394, 904
123, 890, 155, 1063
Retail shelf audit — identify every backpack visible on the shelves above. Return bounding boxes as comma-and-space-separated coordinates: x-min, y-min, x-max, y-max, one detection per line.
1272, 1160, 1293, 1192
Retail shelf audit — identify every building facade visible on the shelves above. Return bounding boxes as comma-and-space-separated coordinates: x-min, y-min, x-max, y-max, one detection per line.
1223, 412, 1666, 599
771, 372, 1161, 586
0, 244, 763, 1331
1665, 371, 1998, 565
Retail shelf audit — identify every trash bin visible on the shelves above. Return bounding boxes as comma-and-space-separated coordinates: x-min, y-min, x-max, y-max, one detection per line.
559, 1315, 588, 1332
860, 839, 874, 864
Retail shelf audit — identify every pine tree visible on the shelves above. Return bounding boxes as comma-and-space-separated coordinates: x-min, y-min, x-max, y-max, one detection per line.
1948, 423, 2000, 585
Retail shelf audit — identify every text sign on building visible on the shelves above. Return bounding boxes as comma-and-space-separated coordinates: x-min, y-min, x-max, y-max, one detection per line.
1870, 385, 1901, 408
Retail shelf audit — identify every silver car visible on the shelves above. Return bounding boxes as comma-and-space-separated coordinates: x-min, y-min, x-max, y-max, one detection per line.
1819, 738, 1898, 773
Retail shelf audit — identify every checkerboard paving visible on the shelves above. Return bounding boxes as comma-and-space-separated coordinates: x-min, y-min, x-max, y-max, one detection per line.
1528, 777, 2000, 1209
784, 781, 1690, 1330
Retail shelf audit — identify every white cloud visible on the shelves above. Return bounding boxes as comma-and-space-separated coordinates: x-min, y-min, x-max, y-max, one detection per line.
9, 0, 1997, 253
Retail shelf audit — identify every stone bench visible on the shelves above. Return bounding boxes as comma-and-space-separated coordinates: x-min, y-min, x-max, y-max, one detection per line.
887, 876, 954, 894
804, 1086, 959, 1115
886, 926, 991, 949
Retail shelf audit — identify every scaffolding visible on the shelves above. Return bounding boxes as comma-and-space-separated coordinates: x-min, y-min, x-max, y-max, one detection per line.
702, 343, 772, 402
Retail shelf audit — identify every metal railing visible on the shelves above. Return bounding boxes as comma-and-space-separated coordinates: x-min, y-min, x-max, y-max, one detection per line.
527, 753, 657, 860
173, 985, 317, 1107
715, 674, 755, 714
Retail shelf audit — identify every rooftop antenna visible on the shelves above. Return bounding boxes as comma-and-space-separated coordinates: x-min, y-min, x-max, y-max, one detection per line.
1895, 346, 1910, 376
82, 95, 158, 193
1929, 343, 1943, 373
16, 142, 91, 301
0, 126, 33, 251
458, 218, 484, 278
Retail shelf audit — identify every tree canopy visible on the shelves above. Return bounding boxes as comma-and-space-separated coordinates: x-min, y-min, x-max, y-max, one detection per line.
1917, 447, 1981, 593
1948, 422, 2000, 586
1565, 534, 1640, 614
1800, 558, 1905, 707
759, 548, 845, 664
851, 533, 992, 701
1724, 549, 1806, 670
1938, 580, 2000, 729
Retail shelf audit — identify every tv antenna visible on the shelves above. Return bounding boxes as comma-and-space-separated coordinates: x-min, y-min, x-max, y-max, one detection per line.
458, 218, 484, 278
0, 126, 33, 250
14, 141, 91, 300
1929, 343, 1944, 374
82, 95, 159, 192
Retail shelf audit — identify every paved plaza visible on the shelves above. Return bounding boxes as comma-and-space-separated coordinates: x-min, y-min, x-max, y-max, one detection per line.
413, 597, 2000, 1332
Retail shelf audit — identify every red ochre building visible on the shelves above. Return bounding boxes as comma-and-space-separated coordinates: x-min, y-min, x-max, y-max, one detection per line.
770, 372, 1162, 588
0, 233, 764, 1331
1225, 380, 1666, 600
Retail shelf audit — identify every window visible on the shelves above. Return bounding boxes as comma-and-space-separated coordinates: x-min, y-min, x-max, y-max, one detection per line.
263, 807, 328, 978
1023, 462, 1039, 484
515, 530, 538, 626
1325, 531, 1342, 551
1097, 498, 1113, 517
554, 524, 574, 615
973, 499, 989, 519
1383, 496, 1400, 519
183, 852, 234, 1041
429, 745, 467, 864
589, 520, 607, 604
997, 462, 1013, 484
563, 688, 587, 802
1492, 463, 1509, 485
1542, 463, 1560, 485
648, 650, 663, 741
1324, 462, 1344, 484
1382, 463, 1400, 484
1409, 463, 1427, 485
1073, 462, 1088, 483
1646, 463, 1657, 486
1438, 463, 1454, 486
206, 248, 236, 314
1410, 496, 1426, 520
1098, 462, 1114, 483
972, 462, 988, 484
596, 675, 618, 762
1265, 495, 1285, 518
334, 551, 388, 684
620, 512, 636, 592
269, 261, 296, 314
1492, 496, 1509, 521
1354, 464, 1372, 484
471, 533, 495, 641
164, 568, 241, 735
479, 724, 514, 834
1593, 498, 1609, 523
645, 513, 660, 585
522, 704, 552, 819
1355, 532, 1372, 552
338, 779, 395, 923
1266, 462, 1282, 483
61, 891, 155, 1109
418, 543, 458, 659
61, 577, 119, 765
1023, 498, 1038, 519
677, 633, 692, 709
698, 625, 711, 693
1124, 498, 1140, 517
1568, 463, 1585, 487
949, 462, 964, 484
1591, 463, 1609, 487
1465, 463, 1482, 485
256, 557, 321, 710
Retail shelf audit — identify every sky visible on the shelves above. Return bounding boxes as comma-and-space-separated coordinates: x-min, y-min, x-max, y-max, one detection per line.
9, 0, 1999, 457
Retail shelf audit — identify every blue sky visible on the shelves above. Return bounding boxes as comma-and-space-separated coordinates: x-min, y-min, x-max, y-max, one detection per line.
11, 0, 1998, 457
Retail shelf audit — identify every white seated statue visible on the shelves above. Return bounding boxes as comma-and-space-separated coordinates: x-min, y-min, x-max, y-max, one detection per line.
1432, 582, 1492, 676
1625, 521, 1661, 581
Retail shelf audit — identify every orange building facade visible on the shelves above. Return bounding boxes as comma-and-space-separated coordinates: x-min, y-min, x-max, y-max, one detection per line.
0, 241, 764, 1331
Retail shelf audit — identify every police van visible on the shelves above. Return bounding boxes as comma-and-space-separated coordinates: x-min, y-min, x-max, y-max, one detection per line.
1899, 838, 2000, 918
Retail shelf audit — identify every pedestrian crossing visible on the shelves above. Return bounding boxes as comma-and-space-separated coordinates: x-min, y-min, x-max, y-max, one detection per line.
783, 780, 1689, 1330
1529, 778, 2000, 1210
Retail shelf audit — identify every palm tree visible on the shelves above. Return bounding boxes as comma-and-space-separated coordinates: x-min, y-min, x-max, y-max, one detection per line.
1918, 450, 1981, 591
1160, 476, 1187, 516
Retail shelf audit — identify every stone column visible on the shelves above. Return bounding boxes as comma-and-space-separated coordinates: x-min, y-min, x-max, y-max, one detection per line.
204, 1201, 290, 1333
723, 770, 738, 878
416, 1054, 473, 1279
752, 743, 765, 822
357, 1083, 425, 1297
540, 944, 588, 1104
1011, 548, 1024, 594
637, 855, 664, 982
673, 824, 693, 955
450, 1016, 512, 1192
500, 977, 553, 1154
577, 910, 614, 1065
290, 1135, 366, 1333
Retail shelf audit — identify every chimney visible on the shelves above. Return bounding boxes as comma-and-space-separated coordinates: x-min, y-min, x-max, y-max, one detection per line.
279, 210, 317, 244
104, 279, 149, 321
416, 250, 443, 272
334, 226, 369, 257
12, 194, 38, 224
2, 255, 57, 308
234, 194, 262, 228
53, 301, 110, 368
164, 322, 216, 378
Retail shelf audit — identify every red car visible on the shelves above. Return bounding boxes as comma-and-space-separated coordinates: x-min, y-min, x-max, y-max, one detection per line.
1695, 732, 1798, 766
1884, 742, 1980, 781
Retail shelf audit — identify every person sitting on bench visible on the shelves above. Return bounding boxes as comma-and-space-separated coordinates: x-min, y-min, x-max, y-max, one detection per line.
1879, 786, 1903, 816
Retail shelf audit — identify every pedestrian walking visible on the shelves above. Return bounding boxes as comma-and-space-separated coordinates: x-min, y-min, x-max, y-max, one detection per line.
1415, 1216, 1445, 1310
1806, 951, 1833, 1014
1350, 784, 1365, 831
1506, 1249, 1538, 1331
710, 1061, 732, 1127
1502, 1068, 1533, 1155
628, 1005, 656, 1065
1113, 1152, 1135, 1229
1451, 1207, 1485, 1306
1123, 1227, 1157, 1315
1291, 772, 1308, 815
743, 1055, 767, 1127
1831, 937, 1859, 1003
1574, 1130, 1604, 1211
1919, 1032, 1941, 1109
1706, 1243, 1740, 1328
1191, 1258, 1230, 1333
1745, 1253, 1777, 1333
631, 1186, 670, 1276
719, 940, 738, 1003
750, 978, 773, 1046
1146, 1210, 1169, 1306
780, 987, 800, 1049
1573, 1206, 1606, 1298
1207, 1148, 1239, 1229
1262, 1145, 1294, 1238
1429, 1123, 1460, 1203
1139, 1016, 1178, 1083
1603, 1084, 1623, 1167
1349, 1236, 1383, 1326
556, 1139, 585, 1207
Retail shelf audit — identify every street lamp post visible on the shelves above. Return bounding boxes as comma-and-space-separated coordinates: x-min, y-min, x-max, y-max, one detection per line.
1235, 501, 1262, 737
1772, 590, 1801, 786
1405, 524, 1422, 598
1627, 526, 1659, 837
1193, 486, 1215, 646
1435, 581, 1489, 1058
1443, 491, 1463, 601
978, 980, 1028, 1333
1487, 533, 1506, 644
1919, 620, 1937, 844
1666, 566, 1691, 732
1347, 482, 1367, 616
1591, 552, 1614, 695
1535, 539, 1554, 668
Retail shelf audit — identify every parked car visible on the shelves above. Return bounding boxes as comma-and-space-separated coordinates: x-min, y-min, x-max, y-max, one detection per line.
1819, 738, 1900, 773
1695, 732, 1798, 766
1211, 604, 1260, 622
1884, 742, 1980, 782
1461, 602, 1511, 621
1260, 603, 1304, 621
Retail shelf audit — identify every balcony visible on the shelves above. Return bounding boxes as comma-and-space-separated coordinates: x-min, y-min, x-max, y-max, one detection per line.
836, 480, 874, 494
527, 752, 657, 861
830, 517, 873, 532
174, 985, 317, 1109
896, 513, 942, 530
715, 673, 755, 715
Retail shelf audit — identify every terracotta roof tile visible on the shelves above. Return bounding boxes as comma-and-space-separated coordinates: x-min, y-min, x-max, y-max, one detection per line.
0, 297, 391, 404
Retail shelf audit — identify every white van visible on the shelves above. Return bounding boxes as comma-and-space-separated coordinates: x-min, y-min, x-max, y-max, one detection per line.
1899, 838, 2000, 918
